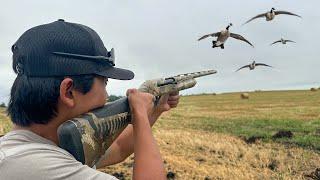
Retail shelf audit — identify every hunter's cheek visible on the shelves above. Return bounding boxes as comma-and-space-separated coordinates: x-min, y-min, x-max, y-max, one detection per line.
98, 92, 107, 105
101, 89, 107, 105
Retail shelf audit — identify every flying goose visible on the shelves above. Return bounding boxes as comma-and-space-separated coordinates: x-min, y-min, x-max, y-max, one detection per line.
270, 38, 296, 45
198, 23, 254, 49
236, 61, 273, 72
243, 8, 301, 25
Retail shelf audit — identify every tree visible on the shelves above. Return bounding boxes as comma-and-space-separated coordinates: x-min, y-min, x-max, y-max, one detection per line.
0, 102, 6, 108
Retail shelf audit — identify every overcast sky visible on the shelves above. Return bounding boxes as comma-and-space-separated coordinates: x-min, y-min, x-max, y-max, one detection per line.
0, 0, 319, 103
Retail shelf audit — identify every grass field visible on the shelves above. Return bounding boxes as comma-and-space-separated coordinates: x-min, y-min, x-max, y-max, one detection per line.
1, 90, 320, 179
0, 108, 11, 135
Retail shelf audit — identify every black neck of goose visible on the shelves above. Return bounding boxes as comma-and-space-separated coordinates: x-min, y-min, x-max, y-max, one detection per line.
226, 26, 230, 30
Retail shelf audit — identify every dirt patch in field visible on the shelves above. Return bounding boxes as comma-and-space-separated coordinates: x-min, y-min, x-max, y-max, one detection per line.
243, 136, 264, 144
304, 168, 320, 180
272, 130, 293, 139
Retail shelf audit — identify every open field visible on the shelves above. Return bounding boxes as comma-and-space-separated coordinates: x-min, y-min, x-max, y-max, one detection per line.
1, 90, 320, 179
0, 108, 11, 135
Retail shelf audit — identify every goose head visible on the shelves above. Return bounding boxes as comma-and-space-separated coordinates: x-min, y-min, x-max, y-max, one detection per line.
226, 23, 233, 30
271, 7, 275, 13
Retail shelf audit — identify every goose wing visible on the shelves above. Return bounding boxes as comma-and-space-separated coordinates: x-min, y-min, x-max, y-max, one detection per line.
255, 63, 273, 68
236, 65, 250, 72
274, 11, 302, 18
198, 32, 220, 41
243, 13, 266, 25
230, 33, 254, 47
285, 40, 296, 43
270, 40, 282, 45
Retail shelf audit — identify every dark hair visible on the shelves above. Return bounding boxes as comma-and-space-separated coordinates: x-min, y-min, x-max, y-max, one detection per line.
7, 74, 96, 126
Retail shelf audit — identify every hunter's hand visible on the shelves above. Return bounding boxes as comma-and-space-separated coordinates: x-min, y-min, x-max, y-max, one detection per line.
157, 91, 180, 113
153, 91, 180, 117
126, 89, 166, 179
126, 89, 155, 123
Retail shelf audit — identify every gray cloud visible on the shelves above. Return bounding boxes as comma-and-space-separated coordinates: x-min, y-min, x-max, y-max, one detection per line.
0, 0, 319, 103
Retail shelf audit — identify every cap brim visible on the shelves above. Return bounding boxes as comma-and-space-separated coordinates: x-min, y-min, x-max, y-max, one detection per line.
95, 67, 134, 80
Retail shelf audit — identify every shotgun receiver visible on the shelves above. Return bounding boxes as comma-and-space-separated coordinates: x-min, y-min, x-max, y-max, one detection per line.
57, 70, 217, 167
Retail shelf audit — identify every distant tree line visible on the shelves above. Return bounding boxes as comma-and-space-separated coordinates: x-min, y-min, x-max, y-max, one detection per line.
0, 102, 6, 108
108, 95, 124, 102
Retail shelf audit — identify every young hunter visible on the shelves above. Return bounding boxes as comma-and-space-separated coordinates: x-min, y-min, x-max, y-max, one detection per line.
0, 19, 180, 180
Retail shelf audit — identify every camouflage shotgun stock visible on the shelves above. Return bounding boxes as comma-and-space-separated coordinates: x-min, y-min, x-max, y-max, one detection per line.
57, 69, 217, 167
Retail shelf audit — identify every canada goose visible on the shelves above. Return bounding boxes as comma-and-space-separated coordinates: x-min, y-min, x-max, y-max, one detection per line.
270, 38, 296, 45
198, 23, 254, 49
243, 8, 301, 25
236, 61, 273, 72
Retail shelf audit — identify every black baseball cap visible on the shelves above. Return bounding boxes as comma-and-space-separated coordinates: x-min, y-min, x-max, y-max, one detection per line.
11, 19, 134, 80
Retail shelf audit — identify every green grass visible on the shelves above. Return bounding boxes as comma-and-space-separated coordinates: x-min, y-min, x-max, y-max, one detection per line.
190, 117, 320, 150
157, 90, 320, 152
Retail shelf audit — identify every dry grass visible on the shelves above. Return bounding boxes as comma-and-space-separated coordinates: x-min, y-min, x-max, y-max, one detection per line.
102, 129, 320, 179
176, 90, 320, 121
0, 108, 11, 135
157, 129, 319, 179
101, 90, 320, 179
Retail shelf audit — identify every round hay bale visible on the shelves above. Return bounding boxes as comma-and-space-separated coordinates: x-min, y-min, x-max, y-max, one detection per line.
310, 88, 318, 92
241, 93, 249, 99
212, 92, 217, 96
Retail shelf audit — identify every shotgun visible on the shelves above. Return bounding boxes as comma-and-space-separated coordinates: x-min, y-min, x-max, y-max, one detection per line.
57, 70, 217, 167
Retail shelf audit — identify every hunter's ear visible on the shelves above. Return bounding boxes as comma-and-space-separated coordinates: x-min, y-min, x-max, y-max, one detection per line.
59, 78, 75, 107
